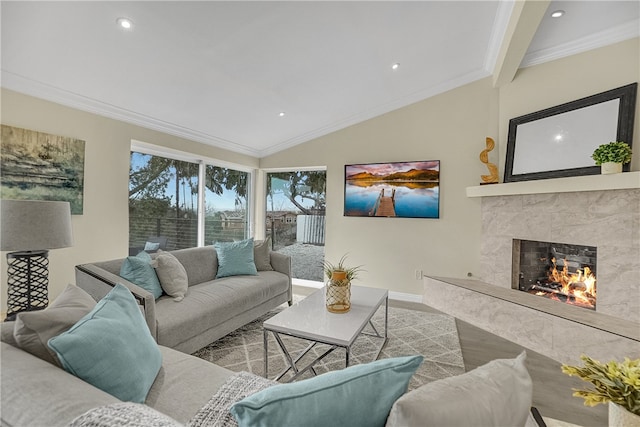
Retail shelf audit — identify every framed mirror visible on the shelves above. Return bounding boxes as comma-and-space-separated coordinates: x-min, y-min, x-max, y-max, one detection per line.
504, 83, 637, 182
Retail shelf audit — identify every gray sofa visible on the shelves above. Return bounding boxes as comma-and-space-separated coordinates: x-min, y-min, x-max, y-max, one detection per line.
0, 323, 235, 427
75, 245, 292, 354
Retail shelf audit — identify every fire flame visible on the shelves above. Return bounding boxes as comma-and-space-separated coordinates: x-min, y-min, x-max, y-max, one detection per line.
548, 257, 596, 307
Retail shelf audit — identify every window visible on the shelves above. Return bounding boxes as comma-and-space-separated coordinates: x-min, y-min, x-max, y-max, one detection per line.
129, 148, 250, 255
204, 165, 249, 245
266, 170, 326, 282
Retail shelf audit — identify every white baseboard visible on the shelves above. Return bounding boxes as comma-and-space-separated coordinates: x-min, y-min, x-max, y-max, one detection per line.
292, 279, 423, 304
292, 278, 323, 289
388, 291, 423, 303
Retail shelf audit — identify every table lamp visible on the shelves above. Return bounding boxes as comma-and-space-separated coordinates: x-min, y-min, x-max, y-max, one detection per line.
1, 200, 73, 321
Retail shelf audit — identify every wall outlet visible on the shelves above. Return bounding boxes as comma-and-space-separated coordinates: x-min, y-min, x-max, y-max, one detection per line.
415, 269, 423, 280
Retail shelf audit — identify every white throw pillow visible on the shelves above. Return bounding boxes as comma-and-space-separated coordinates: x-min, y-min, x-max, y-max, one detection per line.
385, 351, 532, 427
154, 251, 189, 302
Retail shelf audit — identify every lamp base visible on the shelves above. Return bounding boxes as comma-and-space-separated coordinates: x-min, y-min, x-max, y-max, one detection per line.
5, 250, 49, 321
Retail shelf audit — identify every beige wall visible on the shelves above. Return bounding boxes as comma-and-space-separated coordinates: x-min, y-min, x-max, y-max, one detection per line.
261, 38, 640, 297
0, 89, 258, 310
261, 78, 497, 295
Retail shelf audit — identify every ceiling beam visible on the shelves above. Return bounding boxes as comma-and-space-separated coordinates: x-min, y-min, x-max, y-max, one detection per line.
492, 0, 551, 88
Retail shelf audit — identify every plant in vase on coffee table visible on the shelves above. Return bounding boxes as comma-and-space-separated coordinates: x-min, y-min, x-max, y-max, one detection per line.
323, 254, 364, 313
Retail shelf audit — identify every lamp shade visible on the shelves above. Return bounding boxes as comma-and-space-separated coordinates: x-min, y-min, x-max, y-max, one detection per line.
1, 200, 73, 251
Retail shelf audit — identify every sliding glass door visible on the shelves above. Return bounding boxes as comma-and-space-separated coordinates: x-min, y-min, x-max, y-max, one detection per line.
266, 170, 326, 282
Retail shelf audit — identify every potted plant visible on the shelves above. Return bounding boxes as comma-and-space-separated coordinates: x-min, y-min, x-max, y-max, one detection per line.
591, 141, 632, 174
323, 254, 364, 313
561, 355, 640, 425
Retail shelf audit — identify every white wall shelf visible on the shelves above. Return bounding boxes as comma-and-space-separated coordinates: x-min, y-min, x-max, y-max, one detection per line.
466, 171, 640, 197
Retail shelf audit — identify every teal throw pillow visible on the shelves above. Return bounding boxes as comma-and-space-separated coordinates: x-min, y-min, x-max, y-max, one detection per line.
214, 238, 258, 278
144, 241, 161, 251
230, 355, 423, 427
48, 283, 162, 403
120, 251, 163, 299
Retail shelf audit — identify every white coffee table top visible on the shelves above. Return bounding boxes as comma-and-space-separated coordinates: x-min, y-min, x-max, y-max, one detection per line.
263, 285, 388, 347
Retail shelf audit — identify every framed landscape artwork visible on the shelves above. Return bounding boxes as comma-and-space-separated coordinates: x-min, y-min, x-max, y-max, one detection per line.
1, 125, 85, 214
344, 160, 440, 219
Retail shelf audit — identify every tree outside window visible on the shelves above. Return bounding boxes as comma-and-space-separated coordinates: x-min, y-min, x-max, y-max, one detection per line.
129, 152, 250, 254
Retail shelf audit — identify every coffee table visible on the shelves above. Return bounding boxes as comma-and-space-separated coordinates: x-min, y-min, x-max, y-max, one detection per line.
263, 285, 388, 382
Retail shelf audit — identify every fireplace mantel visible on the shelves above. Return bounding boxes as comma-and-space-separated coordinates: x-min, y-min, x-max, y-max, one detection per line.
466, 171, 640, 198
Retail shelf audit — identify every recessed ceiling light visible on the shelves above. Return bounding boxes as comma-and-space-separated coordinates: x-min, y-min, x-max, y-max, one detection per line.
391, 63, 400, 70
278, 112, 285, 117
551, 10, 565, 18
116, 17, 133, 29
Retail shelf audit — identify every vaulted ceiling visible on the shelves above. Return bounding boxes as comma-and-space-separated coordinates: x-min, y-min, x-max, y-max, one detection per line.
2, 1, 638, 157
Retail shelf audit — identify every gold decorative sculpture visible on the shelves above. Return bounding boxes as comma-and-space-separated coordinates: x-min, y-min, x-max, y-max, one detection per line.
480, 137, 499, 184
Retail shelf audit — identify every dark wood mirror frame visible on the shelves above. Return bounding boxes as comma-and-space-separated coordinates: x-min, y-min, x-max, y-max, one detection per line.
504, 83, 637, 183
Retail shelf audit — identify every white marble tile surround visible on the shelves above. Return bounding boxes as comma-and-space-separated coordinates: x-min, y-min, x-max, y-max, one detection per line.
423, 277, 639, 364
480, 188, 640, 324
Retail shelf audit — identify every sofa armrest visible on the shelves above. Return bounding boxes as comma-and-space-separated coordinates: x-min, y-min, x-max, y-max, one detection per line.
269, 251, 293, 304
75, 264, 158, 340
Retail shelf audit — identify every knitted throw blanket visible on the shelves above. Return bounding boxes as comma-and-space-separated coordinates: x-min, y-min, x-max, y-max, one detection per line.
68, 372, 276, 427
187, 371, 277, 427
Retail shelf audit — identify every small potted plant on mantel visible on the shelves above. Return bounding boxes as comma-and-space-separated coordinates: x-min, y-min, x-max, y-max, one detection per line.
591, 141, 632, 174
561, 355, 640, 426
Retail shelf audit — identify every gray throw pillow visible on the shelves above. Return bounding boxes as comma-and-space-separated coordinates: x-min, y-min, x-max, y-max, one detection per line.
13, 284, 96, 366
253, 238, 274, 271
155, 250, 189, 302
385, 351, 532, 427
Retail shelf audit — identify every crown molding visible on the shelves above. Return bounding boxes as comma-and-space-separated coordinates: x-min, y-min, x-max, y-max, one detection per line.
0, 70, 261, 157
521, 19, 639, 68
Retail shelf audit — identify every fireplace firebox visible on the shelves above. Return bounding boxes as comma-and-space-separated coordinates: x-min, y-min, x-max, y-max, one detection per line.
512, 239, 597, 310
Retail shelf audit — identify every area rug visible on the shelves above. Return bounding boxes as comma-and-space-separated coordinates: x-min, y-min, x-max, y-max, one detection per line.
193, 300, 465, 390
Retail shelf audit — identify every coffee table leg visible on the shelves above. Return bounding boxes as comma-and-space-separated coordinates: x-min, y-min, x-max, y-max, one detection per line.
384, 296, 388, 339
346, 347, 350, 367
263, 329, 269, 378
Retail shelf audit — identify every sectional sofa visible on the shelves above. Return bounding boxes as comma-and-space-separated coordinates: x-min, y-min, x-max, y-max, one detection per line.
1, 312, 541, 427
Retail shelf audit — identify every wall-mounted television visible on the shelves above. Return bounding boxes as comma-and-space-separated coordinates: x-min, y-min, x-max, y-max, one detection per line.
344, 160, 440, 219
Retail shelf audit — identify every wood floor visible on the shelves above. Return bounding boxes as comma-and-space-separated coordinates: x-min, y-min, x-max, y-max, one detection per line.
292, 285, 606, 426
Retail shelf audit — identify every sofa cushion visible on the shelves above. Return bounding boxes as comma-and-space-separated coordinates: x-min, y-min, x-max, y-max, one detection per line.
146, 346, 234, 423
120, 251, 163, 299
13, 284, 96, 366
253, 238, 274, 271
155, 250, 189, 302
166, 246, 217, 286
230, 355, 423, 427
385, 351, 532, 427
155, 272, 289, 349
1, 342, 121, 427
214, 238, 258, 278
48, 284, 163, 403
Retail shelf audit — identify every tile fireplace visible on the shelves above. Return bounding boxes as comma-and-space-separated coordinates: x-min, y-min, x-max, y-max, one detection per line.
424, 181, 640, 365
480, 188, 639, 324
